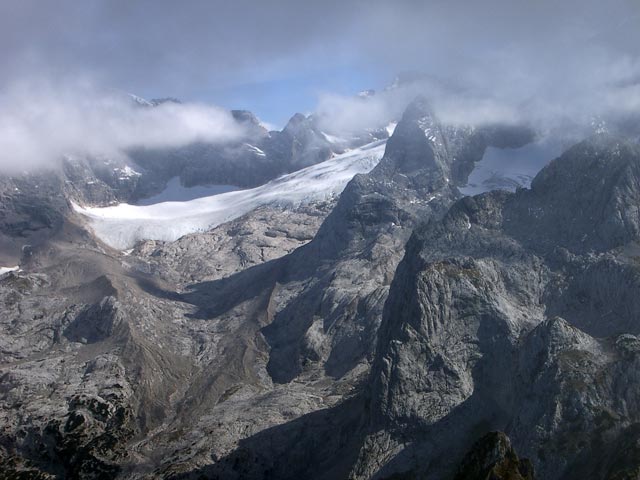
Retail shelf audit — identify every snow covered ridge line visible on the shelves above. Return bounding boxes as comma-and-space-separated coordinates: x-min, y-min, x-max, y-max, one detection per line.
74, 139, 388, 250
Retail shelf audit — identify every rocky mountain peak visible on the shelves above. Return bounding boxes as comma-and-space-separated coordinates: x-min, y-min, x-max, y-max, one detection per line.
375, 96, 448, 178
505, 134, 640, 252
231, 109, 268, 136
399, 94, 434, 122
283, 112, 309, 134
530, 134, 639, 194
354, 125, 640, 479
231, 109, 261, 125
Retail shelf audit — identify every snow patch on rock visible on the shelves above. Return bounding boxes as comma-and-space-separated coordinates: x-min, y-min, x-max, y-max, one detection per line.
0, 266, 19, 276
460, 136, 564, 196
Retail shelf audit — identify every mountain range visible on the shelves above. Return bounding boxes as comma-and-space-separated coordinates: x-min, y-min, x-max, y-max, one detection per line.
1, 86, 640, 480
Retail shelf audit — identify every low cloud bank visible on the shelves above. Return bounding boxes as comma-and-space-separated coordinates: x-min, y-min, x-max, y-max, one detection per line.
0, 79, 247, 173
315, 64, 640, 136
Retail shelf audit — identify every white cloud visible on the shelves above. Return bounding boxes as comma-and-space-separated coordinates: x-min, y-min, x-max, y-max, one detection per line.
0, 79, 247, 173
315, 49, 640, 135
315, 89, 409, 135
315, 78, 526, 135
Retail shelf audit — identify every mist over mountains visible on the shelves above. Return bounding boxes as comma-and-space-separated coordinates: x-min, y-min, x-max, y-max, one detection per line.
1, 0, 639, 170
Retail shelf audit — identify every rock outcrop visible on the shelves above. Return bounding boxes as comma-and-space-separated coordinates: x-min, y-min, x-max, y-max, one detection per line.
453, 432, 535, 480
353, 135, 640, 479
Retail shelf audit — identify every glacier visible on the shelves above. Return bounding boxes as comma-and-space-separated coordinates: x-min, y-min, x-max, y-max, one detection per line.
459, 136, 564, 195
74, 139, 387, 250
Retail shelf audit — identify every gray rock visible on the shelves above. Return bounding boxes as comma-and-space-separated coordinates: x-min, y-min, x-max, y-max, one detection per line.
354, 135, 640, 479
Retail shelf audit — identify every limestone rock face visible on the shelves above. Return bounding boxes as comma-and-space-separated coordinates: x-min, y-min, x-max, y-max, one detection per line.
506, 136, 640, 253
131, 202, 334, 285
355, 136, 640, 480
